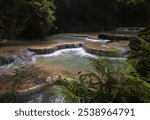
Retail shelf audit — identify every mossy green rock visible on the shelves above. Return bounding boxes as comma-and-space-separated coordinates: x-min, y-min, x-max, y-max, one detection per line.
129, 26, 150, 77
138, 26, 150, 43
129, 37, 142, 51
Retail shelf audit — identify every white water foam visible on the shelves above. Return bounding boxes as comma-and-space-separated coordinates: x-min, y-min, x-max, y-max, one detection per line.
35, 47, 126, 61
85, 38, 110, 44
35, 48, 97, 58
0, 63, 13, 69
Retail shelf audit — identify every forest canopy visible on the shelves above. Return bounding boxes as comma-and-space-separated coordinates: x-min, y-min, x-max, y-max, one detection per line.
0, 0, 150, 39
54, 0, 150, 32
0, 0, 55, 39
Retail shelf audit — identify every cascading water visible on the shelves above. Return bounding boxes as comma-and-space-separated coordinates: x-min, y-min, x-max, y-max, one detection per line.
0, 41, 127, 75
35, 48, 97, 73
0, 56, 15, 66
0, 35, 128, 103
0, 49, 35, 75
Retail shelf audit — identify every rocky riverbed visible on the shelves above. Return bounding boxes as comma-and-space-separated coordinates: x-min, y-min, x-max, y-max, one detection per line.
0, 33, 132, 102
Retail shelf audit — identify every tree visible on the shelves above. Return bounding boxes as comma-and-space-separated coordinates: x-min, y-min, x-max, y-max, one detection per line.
54, 0, 119, 32
0, 0, 55, 39
53, 0, 150, 32
117, 0, 150, 26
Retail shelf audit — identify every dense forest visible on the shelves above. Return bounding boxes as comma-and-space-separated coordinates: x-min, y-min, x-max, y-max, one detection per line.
0, 0, 150, 39
54, 0, 150, 32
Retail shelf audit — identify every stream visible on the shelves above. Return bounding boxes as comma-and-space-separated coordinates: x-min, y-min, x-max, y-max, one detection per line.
0, 35, 128, 103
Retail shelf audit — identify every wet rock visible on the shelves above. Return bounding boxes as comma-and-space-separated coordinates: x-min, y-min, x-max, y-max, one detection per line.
46, 76, 53, 83
46, 76, 58, 84
0, 56, 15, 66
28, 43, 83, 55
129, 37, 142, 51
83, 46, 120, 57
98, 34, 113, 40
32, 78, 46, 85
98, 33, 131, 41
13, 49, 35, 66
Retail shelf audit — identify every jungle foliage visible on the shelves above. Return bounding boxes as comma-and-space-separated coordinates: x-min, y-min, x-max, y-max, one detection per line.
0, 0, 55, 39
54, 0, 150, 32
0, 0, 150, 38
54, 59, 150, 103
55, 26, 150, 103
129, 27, 150, 78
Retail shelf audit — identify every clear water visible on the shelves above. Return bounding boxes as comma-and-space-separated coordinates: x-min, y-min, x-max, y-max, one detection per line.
35, 48, 96, 73
35, 48, 126, 73
48, 36, 110, 44
0, 36, 127, 103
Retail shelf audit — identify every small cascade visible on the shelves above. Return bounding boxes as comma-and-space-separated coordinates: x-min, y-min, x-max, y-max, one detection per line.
0, 35, 129, 103
13, 49, 35, 66
28, 43, 83, 55
0, 79, 53, 103
35, 48, 97, 58
0, 56, 15, 66
28, 43, 123, 58
0, 49, 35, 75
0, 42, 127, 69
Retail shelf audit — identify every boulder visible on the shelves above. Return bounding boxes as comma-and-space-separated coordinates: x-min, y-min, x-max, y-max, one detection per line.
129, 37, 142, 51
129, 26, 150, 51
98, 33, 113, 40
138, 26, 150, 43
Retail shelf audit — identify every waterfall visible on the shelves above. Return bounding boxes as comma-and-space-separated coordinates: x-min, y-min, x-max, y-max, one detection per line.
0, 49, 36, 76
28, 43, 83, 55
28, 43, 123, 57
10, 49, 35, 67
0, 56, 15, 66
0, 42, 127, 67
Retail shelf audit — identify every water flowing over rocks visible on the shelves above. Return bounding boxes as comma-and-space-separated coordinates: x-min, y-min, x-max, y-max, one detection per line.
0, 49, 34, 67
13, 49, 35, 66
0, 75, 62, 103
0, 49, 35, 76
0, 43, 117, 75
28, 43, 83, 55
0, 56, 15, 66
0, 35, 129, 102
27, 43, 122, 57
0, 39, 128, 68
